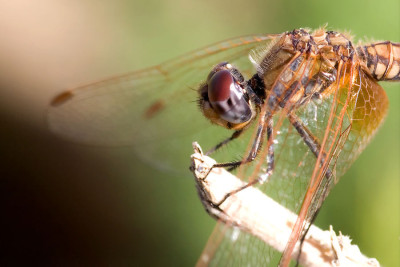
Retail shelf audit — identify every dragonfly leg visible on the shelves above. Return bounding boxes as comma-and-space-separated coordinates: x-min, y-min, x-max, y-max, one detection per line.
262, 118, 274, 181
287, 112, 333, 179
212, 117, 275, 206
211, 113, 273, 172
214, 178, 261, 206
205, 130, 243, 156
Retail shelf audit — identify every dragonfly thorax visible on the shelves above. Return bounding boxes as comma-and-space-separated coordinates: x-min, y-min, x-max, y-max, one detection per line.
250, 29, 357, 114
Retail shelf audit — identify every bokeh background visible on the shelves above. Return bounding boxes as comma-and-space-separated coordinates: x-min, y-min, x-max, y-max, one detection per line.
0, 0, 398, 266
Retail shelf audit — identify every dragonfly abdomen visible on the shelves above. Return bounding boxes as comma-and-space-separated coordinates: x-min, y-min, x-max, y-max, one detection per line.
357, 41, 400, 81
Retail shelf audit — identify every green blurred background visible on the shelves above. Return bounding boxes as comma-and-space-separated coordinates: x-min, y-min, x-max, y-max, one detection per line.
0, 0, 398, 266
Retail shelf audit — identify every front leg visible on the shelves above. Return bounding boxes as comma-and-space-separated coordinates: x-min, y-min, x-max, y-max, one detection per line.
212, 117, 275, 206
205, 130, 243, 156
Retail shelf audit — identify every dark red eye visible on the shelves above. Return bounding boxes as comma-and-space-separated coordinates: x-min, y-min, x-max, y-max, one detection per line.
206, 69, 252, 124
208, 69, 233, 102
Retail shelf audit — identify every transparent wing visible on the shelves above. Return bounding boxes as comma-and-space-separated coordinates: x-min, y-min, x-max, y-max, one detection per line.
47, 34, 278, 172
280, 59, 389, 266
198, 57, 389, 266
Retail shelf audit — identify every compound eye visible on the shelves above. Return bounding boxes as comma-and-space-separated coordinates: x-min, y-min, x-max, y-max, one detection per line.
208, 69, 233, 103
206, 62, 230, 81
207, 69, 252, 124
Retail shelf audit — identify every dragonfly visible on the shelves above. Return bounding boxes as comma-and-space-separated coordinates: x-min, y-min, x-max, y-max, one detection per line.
47, 28, 399, 266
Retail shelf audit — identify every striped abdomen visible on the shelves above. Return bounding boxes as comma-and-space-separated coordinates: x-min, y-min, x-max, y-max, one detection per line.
356, 41, 400, 81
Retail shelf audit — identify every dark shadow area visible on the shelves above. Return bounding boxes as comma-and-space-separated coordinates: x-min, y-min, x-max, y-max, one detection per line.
0, 111, 211, 266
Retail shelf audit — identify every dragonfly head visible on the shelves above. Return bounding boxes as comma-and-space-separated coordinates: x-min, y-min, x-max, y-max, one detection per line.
198, 62, 256, 130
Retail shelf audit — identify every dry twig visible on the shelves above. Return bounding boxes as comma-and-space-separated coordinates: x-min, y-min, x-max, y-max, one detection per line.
191, 142, 379, 267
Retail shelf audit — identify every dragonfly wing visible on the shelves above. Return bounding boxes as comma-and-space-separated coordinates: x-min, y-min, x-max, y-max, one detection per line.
280, 59, 389, 266
198, 222, 282, 267
47, 34, 277, 172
